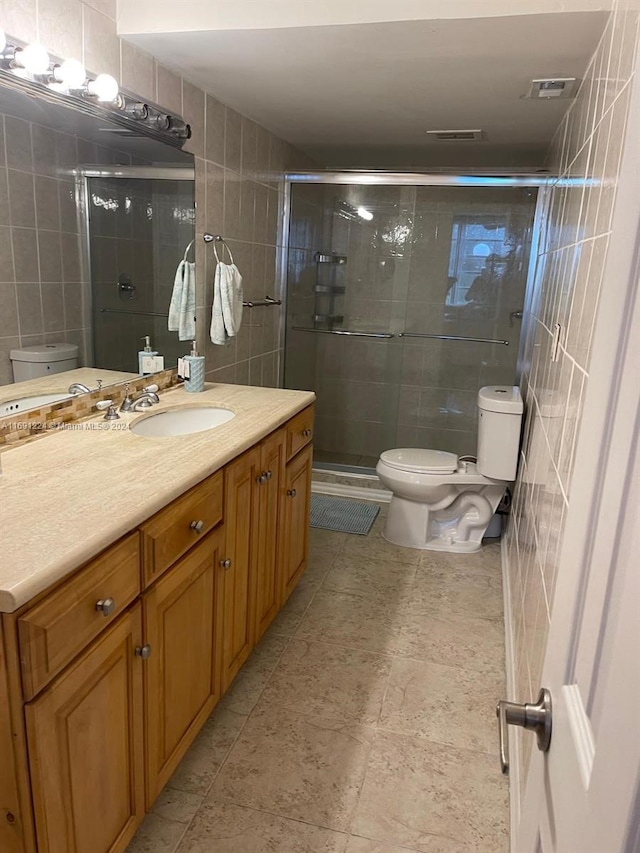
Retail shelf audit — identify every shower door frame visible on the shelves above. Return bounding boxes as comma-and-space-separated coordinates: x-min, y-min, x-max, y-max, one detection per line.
278, 172, 551, 470
278, 171, 551, 399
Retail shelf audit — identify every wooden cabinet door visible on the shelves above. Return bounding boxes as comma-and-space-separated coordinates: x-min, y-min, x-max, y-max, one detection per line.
280, 444, 313, 604
25, 605, 144, 853
254, 428, 286, 642
143, 526, 224, 805
221, 446, 261, 692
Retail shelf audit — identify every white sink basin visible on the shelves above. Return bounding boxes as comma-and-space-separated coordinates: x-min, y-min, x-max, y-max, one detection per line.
131, 406, 235, 437
1, 392, 71, 416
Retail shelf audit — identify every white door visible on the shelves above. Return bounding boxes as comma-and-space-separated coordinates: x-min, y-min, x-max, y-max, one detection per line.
510, 68, 640, 853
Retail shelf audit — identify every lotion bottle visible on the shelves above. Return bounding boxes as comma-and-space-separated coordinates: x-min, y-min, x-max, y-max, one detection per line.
183, 340, 205, 393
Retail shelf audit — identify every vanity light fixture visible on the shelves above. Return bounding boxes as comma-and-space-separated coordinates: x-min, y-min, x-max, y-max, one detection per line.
13, 43, 50, 76
51, 58, 87, 91
86, 72, 119, 102
0, 29, 191, 144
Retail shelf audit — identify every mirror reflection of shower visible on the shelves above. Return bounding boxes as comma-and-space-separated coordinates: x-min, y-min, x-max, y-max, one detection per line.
84, 167, 195, 373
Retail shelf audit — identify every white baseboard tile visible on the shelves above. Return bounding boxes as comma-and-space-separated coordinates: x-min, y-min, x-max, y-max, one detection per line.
311, 480, 391, 503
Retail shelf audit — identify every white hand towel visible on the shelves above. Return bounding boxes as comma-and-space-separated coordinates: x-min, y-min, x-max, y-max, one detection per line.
211, 261, 243, 345
168, 243, 196, 341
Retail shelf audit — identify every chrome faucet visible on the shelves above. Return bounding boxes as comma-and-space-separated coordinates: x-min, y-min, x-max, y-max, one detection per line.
68, 383, 90, 395
131, 391, 160, 411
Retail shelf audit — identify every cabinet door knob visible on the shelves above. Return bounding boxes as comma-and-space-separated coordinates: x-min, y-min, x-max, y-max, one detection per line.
265, 470, 273, 480
190, 519, 205, 533
220, 558, 232, 569
95, 597, 115, 617
287, 488, 297, 497
256, 473, 267, 484
135, 644, 152, 659
302, 428, 312, 437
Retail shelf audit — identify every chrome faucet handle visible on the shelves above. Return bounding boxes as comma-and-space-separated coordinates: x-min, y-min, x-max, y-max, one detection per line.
96, 400, 120, 421
96, 379, 103, 391
120, 383, 134, 412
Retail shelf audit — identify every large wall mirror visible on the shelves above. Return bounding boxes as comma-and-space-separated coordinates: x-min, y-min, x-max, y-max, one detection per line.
0, 75, 194, 417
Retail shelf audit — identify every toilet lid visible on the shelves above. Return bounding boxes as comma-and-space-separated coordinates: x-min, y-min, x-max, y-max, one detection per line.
380, 448, 459, 474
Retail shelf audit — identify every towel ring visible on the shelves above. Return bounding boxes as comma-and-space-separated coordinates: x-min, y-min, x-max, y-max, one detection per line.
182, 239, 195, 262
203, 233, 234, 265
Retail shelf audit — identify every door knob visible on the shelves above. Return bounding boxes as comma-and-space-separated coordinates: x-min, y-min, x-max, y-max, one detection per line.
256, 473, 267, 484
220, 558, 232, 569
497, 688, 552, 775
509, 310, 524, 327
135, 644, 152, 659
95, 597, 115, 617
190, 519, 205, 533
286, 488, 297, 497
265, 470, 273, 480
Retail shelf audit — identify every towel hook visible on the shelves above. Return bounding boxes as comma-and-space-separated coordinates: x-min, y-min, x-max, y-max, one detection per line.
203, 233, 234, 265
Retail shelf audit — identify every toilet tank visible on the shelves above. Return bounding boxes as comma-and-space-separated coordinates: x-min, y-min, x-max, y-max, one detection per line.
10, 343, 79, 382
477, 386, 524, 480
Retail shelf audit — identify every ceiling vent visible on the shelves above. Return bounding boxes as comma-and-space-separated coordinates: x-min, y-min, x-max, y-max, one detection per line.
523, 78, 578, 99
426, 129, 483, 141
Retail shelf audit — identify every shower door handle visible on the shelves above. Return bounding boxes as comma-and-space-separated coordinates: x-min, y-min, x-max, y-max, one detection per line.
509, 310, 523, 326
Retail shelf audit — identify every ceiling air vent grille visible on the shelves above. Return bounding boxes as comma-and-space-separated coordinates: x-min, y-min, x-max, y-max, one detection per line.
426, 129, 483, 141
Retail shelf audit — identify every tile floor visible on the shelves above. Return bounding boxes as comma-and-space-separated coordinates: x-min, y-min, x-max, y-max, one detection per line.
127, 509, 508, 853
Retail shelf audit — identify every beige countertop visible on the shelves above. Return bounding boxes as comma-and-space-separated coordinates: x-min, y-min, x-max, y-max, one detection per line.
0, 368, 139, 408
0, 382, 315, 613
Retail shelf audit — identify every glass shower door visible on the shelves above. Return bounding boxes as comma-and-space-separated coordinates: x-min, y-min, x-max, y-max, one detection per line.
87, 175, 195, 372
284, 180, 538, 469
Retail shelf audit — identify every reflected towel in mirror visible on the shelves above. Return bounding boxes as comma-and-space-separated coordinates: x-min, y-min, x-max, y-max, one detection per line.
168, 240, 196, 340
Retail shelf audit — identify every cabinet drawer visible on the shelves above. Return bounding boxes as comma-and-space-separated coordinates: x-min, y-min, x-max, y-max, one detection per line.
18, 533, 140, 700
286, 405, 314, 461
140, 471, 223, 586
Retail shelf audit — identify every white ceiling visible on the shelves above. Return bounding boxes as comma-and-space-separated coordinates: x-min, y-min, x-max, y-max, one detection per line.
121, 6, 609, 168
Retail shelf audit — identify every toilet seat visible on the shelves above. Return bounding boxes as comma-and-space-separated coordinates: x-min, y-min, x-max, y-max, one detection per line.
379, 448, 459, 475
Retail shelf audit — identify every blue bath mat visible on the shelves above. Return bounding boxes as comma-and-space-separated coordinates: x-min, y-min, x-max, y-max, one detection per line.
310, 494, 380, 535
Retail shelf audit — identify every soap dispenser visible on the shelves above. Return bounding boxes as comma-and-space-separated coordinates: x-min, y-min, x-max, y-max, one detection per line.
138, 336, 164, 374
183, 340, 205, 393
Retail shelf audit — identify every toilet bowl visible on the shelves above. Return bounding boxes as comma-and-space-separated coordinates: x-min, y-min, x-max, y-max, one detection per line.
376, 386, 523, 552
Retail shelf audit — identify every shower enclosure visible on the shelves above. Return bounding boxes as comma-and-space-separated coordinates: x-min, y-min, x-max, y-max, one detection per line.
84, 168, 195, 372
283, 174, 543, 470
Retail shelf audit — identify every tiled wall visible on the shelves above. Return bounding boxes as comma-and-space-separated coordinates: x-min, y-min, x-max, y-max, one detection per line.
286, 183, 536, 465
0, 111, 88, 383
0, 0, 314, 389
504, 1, 639, 795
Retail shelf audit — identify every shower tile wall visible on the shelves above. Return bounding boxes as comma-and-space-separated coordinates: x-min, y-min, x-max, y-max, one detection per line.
1, 0, 314, 389
505, 1, 639, 800
287, 184, 536, 463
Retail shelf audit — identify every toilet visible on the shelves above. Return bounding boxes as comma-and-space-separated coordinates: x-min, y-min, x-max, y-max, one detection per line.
10, 343, 79, 382
377, 386, 523, 552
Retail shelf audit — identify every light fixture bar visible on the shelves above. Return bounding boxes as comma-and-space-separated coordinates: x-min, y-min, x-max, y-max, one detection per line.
0, 32, 191, 147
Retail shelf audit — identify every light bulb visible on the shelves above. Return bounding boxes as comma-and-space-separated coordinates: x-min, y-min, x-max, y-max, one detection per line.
357, 206, 373, 221
53, 58, 86, 89
87, 73, 119, 102
15, 43, 50, 75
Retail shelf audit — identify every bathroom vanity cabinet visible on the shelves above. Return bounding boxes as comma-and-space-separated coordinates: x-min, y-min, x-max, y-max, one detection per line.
0, 405, 314, 853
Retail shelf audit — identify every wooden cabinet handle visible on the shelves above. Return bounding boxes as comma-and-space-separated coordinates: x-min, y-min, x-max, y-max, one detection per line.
95, 597, 115, 617
286, 489, 297, 498
190, 520, 205, 533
